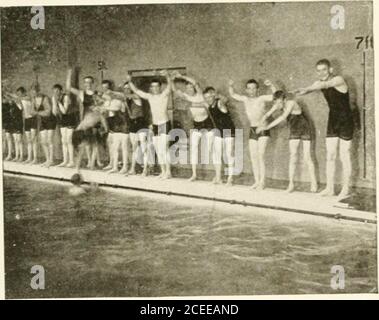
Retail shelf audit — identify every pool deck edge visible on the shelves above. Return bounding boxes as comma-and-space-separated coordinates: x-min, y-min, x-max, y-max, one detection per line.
3, 161, 377, 224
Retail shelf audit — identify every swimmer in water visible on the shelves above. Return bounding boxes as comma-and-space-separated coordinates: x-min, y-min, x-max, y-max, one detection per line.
69, 173, 98, 196
69, 173, 87, 196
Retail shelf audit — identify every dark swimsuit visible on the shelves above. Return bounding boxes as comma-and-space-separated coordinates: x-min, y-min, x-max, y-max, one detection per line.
208, 99, 235, 138
321, 87, 354, 141
249, 127, 270, 140
288, 113, 311, 140
193, 116, 214, 131
25, 117, 38, 132
24, 99, 38, 132
152, 121, 172, 136
126, 98, 146, 133
58, 94, 79, 129
108, 110, 128, 134
2, 102, 12, 132
37, 96, 56, 131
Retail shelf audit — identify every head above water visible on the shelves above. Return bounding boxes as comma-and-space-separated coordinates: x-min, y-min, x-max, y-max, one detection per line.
203, 86, 216, 105
70, 173, 83, 186
316, 59, 333, 81
83, 76, 95, 91
245, 79, 259, 97
150, 79, 162, 95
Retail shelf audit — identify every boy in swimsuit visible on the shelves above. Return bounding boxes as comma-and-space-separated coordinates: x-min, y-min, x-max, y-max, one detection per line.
12, 87, 39, 164
291, 59, 353, 198
228, 78, 276, 190
204, 87, 236, 185
30, 83, 55, 167
257, 91, 318, 193
125, 70, 173, 179
66, 69, 104, 169
52, 84, 77, 168
171, 72, 214, 181
122, 82, 148, 176
99, 80, 129, 174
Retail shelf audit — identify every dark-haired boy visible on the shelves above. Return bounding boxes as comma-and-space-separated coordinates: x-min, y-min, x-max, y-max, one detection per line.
125, 71, 172, 179
292, 59, 353, 198
228, 78, 276, 189
52, 84, 77, 167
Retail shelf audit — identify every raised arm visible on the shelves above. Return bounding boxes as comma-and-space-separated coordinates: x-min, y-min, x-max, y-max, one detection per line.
124, 74, 150, 100
264, 80, 277, 94
161, 70, 172, 96
259, 80, 277, 102
173, 72, 202, 94
228, 80, 247, 102
66, 69, 81, 97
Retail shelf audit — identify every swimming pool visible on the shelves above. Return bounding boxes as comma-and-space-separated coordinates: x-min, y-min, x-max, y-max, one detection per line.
3, 175, 377, 298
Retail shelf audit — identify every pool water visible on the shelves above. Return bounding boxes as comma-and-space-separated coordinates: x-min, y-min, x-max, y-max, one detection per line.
3, 175, 377, 298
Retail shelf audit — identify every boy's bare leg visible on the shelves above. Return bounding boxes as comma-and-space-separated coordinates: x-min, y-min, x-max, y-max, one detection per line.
257, 137, 269, 190
248, 139, 260, 188
119, 134, 129, 174
320, 137, 338, 196
66, 129, 75, 167
58, 127, 68, 167
24, 131, 33, 163
303, 140, 318, 192
338, 139, 352, 198
287, 139, 300, 193
31, 129, 38, 164
40, 130, 49, 167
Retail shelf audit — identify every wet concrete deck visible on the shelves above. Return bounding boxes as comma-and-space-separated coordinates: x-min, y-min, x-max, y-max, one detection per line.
3, 161, 376, 224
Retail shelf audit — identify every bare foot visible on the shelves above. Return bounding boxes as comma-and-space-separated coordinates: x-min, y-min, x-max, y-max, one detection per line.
251, 182, 260, 189
141, 169, 148, 177
212, 177, 222, 185
226, 176, 233, 186
97, 161, 104, 168
319, 188, 335, 197
164, 172, 172, 179
5, 155, 12, 161
310, 183, 318, 193
285, 183, 295, 193
23, 158, 32, 164
86, 162, 91, 169
188, 175, 197, 182
103, 164, 112, 171
128, 169, 136, 175
41, 161, 49, 167
57, 161, 67, 167
31, 159, 38, 165
337, 186, 350, 199
256, 182, 265, 191
66, 162, 75, 168
107, 168, 119, 174
119, 167, 128, 174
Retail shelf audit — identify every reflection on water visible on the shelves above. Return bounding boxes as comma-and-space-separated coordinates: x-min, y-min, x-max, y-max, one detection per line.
3, 176, 377, 298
